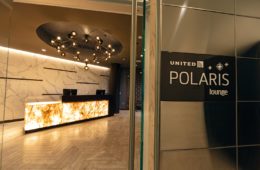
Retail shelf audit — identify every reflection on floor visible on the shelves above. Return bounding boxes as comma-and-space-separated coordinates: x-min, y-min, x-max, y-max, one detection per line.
2, 110, 141, 170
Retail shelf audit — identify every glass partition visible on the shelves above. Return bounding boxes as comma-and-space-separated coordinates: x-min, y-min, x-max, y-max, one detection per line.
0, 0, 12, 168
156, 0, 260, 169
0, 0, 144, 169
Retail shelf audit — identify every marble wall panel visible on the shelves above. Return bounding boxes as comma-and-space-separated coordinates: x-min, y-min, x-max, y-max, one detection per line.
0, 48, 8, 77
7, 51, 42, 79
0, 79, 6, 122
4, 80, 44, 120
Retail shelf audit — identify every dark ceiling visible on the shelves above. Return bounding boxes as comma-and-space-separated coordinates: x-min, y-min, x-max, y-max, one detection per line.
9, 2, 143, 67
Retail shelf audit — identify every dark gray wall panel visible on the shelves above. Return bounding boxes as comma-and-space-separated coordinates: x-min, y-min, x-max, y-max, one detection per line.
160, 102, 236, 150
160, 148, 236, 170
163, 0, 234, 14
162, 6, 235, 56
236, 0, 260, 17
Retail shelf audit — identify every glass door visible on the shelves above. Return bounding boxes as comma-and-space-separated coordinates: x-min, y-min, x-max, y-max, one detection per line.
0, 0, 145, 169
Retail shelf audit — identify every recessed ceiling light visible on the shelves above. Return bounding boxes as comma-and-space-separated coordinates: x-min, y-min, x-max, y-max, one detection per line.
41, 49, 47, 52
140, 54, 143, 58
138, 35, 142, 40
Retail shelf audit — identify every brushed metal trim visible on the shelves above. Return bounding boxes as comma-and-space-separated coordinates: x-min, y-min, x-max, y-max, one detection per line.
76, 82, 99, 85
0, 77, 43, 81
129, 0, 137, 169
0, 118, 24, 124
43, 67, 77, 73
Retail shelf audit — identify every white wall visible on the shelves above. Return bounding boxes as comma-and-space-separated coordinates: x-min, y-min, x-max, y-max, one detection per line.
0, 48, 110, 120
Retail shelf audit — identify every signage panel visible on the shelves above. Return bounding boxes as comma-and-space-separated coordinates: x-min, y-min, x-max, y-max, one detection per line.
160, 51, 236, 101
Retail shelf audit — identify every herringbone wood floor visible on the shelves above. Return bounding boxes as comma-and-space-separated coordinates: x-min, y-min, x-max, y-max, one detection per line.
1, 111, 141, 170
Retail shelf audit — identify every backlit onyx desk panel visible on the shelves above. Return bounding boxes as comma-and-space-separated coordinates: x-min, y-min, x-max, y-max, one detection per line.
24, 95, 113, 132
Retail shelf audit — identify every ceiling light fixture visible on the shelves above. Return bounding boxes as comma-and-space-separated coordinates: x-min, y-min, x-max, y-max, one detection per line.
37, 23, 123, 66
84, 65, 89, 70
49, 31, 118, 63
56, 36, 61, 41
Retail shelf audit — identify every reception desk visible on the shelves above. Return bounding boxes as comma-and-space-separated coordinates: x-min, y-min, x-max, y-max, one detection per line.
24, 95, 113, 132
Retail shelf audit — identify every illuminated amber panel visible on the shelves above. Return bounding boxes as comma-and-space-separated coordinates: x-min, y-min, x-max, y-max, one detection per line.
25, 100, 109, 131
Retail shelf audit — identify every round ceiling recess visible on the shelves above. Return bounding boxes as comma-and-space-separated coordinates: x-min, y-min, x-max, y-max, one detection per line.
36, 22, 123, 65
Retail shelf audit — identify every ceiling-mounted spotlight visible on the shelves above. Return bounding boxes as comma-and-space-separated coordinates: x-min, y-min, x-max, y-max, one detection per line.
93, 56, 97, 62
76, 51, 80, 55
68, 31, 77, 39
96, 45, 100, 50
71, 31, 77, 36
96, 36, 100, 40
84, 65, 89, 70
105, 58, 108, 61
112, 49, 115, 53
57, 46, 61, 50
61, 44, 66, 48
85, 34, 89, 43
98, 39, 103, 45
57, 36, 61, 41
108, 44, 112, 48
93, 53, 96, 56
72, 42, 77, 47
85, 58, 89, 62
61, 52, 66, 57
57, 49, 61, 53
51, 40, 55, 44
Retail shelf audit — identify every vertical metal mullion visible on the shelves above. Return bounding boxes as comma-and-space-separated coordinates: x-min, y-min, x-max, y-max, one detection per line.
155, 0, 162, 169
129, 0, 137, 170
